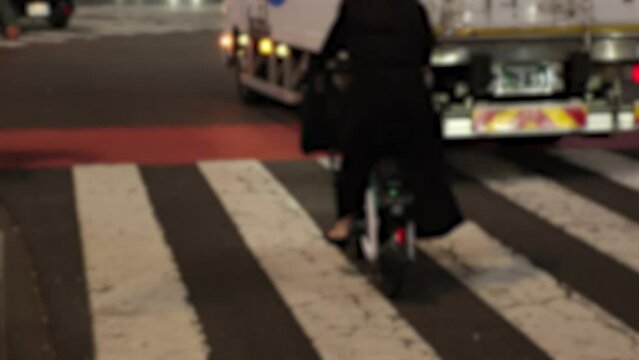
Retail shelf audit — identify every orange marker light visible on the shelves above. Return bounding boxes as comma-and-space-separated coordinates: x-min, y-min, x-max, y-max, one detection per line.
258, 38, 275, 56
237, 33, 251, 47
218, 32, 234, 52
275, 43, 291, 58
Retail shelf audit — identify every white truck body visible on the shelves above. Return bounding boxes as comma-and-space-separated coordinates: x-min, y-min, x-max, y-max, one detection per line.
228, 0, 342, 53
431, 0, 639, 30
226, 0, 639, 55
220, 0, 639, 139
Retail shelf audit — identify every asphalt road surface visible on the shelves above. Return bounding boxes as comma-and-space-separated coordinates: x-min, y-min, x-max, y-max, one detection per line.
1, 2, 639, 359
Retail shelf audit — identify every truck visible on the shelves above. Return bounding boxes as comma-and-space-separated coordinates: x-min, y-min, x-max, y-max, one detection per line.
218, 0, 639, 140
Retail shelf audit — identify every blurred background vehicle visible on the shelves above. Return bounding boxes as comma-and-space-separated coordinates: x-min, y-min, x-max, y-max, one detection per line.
219, 0, 639, 141
12, 0, 74, 28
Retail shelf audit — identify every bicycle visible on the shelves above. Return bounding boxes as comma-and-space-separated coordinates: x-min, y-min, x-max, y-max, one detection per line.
329, 156, 417, 298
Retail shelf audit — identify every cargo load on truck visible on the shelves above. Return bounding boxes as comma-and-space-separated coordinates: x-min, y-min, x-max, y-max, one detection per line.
218, 0, 639, 140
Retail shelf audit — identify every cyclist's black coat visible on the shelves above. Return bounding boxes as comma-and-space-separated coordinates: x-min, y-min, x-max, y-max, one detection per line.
327, 0, 462, 236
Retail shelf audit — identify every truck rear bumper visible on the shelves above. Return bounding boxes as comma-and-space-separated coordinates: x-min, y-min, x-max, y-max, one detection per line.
240, 74, 302, 106
442, 101, 639, 140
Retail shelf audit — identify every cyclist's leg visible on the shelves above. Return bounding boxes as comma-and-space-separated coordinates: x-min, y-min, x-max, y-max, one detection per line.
336, 148, 378, 218
329, 124, 380, 241
327, 153, 376, 241
329, 71, 388, 239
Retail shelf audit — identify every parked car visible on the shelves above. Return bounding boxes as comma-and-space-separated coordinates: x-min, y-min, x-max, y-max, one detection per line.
12, 0, 74, 28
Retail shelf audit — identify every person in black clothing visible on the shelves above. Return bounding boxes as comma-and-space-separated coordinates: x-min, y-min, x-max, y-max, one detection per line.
324, 0, 462, 242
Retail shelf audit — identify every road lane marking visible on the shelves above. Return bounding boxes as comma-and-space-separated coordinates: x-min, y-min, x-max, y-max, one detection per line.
552, 149, 639, 192
73, 164, 209, 360
318, 156, 639, 357
420, 222, 639, 360
449, 152, 639, 274
140, 165, 321, 359
198, 160, 439, 360
272, 159, 551, 359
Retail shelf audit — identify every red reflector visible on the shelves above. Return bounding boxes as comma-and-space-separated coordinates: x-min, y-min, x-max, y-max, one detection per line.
632, 64, 639, 84
394, 228, 407, 246
63, 5, 73, 15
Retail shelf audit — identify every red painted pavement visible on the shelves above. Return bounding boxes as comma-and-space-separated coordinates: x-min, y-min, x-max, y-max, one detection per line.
0, 124, 307, 169
0, 123, 636, 169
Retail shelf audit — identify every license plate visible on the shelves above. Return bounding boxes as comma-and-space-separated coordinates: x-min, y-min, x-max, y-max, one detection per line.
494, 63, 556, 96
473, 103, 587, 134
26, 2, 51, 18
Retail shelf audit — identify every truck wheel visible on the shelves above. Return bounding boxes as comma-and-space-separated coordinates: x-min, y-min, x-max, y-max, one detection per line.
566, 52, 591, 95
469, 54, 492, 98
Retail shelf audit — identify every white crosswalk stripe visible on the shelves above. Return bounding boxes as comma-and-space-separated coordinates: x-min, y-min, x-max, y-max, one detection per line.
449, 152, 639, 274
73, 164, 209, 360
552, 149, 639, 192
420, 222, 639, 359
198, 160, 440, 360
43, 154, 639, 359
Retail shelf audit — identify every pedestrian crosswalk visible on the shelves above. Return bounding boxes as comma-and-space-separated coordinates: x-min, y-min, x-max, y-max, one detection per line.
552, 149, 639, 192
420, 222, 639, 360
74, 164, 209, 359
448, 152, 639, 274
3, 148, 639, 359
199, 160, 439, 360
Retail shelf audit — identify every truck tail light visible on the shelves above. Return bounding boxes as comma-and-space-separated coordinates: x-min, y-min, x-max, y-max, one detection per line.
632, 64, 639, 84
